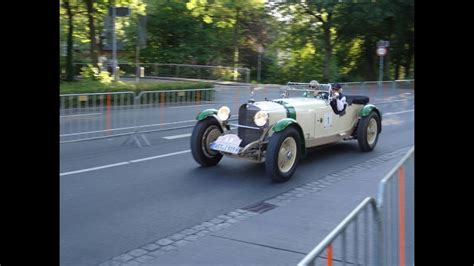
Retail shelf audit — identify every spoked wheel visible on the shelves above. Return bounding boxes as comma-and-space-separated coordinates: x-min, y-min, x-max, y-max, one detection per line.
265, 127, 301, 182
191, 118, 223, 166
357, 111, 381, 152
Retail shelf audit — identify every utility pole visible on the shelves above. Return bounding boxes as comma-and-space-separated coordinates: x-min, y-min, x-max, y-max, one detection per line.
376, 40, 389, 88
257, 45, 263, 83
108, 5, 130, 81
111, 3, 117, 81
136, 15, 147, 83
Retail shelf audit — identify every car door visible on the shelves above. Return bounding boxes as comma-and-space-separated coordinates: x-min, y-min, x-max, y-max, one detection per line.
314, 103, 337, 138
330, 104, 360, 136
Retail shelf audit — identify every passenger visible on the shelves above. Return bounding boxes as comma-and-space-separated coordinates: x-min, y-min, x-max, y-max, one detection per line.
330, 83, 347, 114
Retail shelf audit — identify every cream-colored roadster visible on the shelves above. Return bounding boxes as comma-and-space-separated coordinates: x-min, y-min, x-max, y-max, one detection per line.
191, 82, 382, 182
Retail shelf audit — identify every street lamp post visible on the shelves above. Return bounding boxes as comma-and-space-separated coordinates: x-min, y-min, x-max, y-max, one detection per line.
376, 40, 389, 88
108, 5, 130, 81
112, 5, 117, 81
378, 53, 383, 83
257, 45, 263, 83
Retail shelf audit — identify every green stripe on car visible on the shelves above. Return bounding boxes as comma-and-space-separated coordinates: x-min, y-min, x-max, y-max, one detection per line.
273, 100, 296, 120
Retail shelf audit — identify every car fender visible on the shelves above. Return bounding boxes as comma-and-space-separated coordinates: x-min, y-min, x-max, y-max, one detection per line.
196, 108, 218, 121
196, 108, 228, 131
359, 104, 382, 133
272, 118, 306, 158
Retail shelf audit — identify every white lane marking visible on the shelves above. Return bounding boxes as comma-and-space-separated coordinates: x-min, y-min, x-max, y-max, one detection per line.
168, 104, 216, 109
60, 116, 238, 137
60, 162, 130, 176
60, 113, 102, 118
130, 150, 191, 163
163, 133, 192, 140
373, 99, 414, 104
60, 150, 191, 176
384, 110, 414, 116
60, 120, 197, 137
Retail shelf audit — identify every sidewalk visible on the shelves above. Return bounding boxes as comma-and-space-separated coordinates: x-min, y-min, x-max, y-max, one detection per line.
131, 148, 411, 266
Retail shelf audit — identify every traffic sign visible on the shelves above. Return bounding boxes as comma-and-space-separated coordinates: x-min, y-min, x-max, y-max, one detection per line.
109, 7, 130, 17
377, 40, 390, 48
377, 47, 387, 56
138, 15, 147, 48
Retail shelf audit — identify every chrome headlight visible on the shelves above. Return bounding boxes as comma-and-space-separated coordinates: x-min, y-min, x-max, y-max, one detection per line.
254, 111, 269, 127
217, 106, 231, 121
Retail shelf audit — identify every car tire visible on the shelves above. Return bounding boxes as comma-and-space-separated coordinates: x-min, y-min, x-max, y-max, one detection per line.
357, 111, 380, 152
191, 118, 223, 167
265, 126, 301, 182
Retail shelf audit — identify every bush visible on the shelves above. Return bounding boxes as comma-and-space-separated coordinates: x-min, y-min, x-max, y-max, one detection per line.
80, 64, 113, 84
212, 68, 240, 81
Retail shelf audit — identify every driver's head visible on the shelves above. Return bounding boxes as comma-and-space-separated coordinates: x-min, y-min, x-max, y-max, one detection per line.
309, 80, 320, 90
331, 83, 342, 92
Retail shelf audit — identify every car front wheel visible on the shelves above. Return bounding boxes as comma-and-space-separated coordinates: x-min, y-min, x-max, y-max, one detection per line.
265, 127, 301, 182
357, 111, 381, 152
191, 118, 223, 167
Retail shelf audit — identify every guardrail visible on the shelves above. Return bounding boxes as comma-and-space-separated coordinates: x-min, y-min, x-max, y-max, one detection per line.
333, 80, 414, 92
299, 147, 414, 266
377, 146, 415, 266
298, 197, 382, 266
132, 89, 215, 134
59, 88, 216, 145
281, 79, 414, 99
60, 92, 136, 143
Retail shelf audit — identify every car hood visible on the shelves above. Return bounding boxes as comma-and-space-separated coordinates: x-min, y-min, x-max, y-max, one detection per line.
253, 97, 327, 113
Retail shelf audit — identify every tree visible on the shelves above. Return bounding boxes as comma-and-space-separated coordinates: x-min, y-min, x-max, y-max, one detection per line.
270, 1, 341, 82
186, 0, 267, 78
60, 0, 414, 83
140, 1, 225, 64
335, 0, 414, 80
85, 0, 99, 65
61, 0, 83, 81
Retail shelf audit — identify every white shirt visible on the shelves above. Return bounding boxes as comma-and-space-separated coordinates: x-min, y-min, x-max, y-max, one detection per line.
333, 92, 347, 111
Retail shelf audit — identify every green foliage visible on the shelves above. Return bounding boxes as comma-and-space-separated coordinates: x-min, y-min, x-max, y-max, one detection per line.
60, 0, 414, 84
139, 1, 223, 64
80, 64, 113, 84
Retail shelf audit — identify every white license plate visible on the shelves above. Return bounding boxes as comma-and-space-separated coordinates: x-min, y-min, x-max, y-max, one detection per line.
210, 142, 241, 154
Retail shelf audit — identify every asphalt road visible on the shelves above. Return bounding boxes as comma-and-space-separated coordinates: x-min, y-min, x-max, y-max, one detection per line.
60, 86, 414, 266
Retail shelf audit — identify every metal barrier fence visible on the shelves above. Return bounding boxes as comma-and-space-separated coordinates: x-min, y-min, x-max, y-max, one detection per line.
59, 88, 217, 144
133, 89, 216, 134
280, 80, 414, 102
326, 79, 415, 95
74, 63, 251, 83
60, 92, 136, 143
298, 197, 382, 266
377, 147, 415, 266
299, 147, 414, 266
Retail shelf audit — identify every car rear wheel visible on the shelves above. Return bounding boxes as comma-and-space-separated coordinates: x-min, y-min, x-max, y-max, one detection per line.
357, 111, 380, 152
191, 118, 223, 166
265, 127, 301, 182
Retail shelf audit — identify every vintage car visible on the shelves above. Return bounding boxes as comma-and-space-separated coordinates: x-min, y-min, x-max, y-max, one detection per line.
190, 81, 382, 182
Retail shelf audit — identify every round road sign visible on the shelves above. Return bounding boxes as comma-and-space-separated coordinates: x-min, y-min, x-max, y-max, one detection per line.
377, 47, 387, 56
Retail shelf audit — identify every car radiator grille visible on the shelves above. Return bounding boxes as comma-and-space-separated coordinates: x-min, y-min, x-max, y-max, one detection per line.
238, 104, 261, 147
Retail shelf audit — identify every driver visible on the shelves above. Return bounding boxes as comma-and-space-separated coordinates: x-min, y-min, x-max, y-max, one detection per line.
330, 83, 347, 114
306, 80, 321, 97
308, 80, 320, 90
